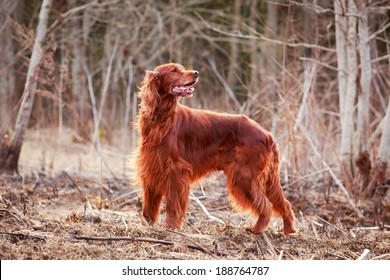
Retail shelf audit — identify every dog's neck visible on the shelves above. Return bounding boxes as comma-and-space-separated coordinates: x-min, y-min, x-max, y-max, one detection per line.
139, 95, 179, 140
149, 95, 178, 121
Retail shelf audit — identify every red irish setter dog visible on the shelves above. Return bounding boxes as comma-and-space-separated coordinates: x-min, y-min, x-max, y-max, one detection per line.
136, 63, 296, 235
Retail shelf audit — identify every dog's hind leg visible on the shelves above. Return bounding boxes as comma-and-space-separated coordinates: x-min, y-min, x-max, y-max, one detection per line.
266, 182, 296, 235
224, 164, 273, 234
264, 146, 296, 234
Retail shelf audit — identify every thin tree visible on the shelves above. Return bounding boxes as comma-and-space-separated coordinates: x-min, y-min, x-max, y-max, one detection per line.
335, 0, 358, 192
0, 0, 53, 173
355, 1, 372, 190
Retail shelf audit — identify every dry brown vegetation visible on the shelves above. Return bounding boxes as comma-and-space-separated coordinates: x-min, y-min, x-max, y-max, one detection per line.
1, 133, 389, 260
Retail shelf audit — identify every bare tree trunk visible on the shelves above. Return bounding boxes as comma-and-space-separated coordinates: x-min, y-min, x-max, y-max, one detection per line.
58, 37, 66, 142
0, 0, 52, 173
168, 0, 177, 62
92, 35, 119, 147
263, 0, 278, 76
262, 0, 279, 134
122, 56, 134, 176
335, 0, 348, 122
364, 98, 390, 197
355, 1, 372, 191
378, 100, 390, 183
248, 0, 259, 106
226, 0, 241, 109
69, 0, 87, 134
108, 54, 122, 143
0, 1, 18, 128
335, 0, 357, 193
83, 61, 99, 151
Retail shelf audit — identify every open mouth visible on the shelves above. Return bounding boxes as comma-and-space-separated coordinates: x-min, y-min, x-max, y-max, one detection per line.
171, 80, 198, 97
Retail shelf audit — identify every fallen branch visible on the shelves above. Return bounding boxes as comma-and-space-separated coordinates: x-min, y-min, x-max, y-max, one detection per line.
0, 231, 46, 241
315, 215, 349, 236
71, 235, 217, 256
62, 171, 94, 214
189, 191, 225, 225
352, 226, 382, 231
371, 253, 390, 260
0, 195, 42, 228
298, 125, 364, 218
261, 232, 277, 259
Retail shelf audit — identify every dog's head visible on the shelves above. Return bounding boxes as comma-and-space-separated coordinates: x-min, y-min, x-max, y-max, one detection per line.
144, 63, 199, 98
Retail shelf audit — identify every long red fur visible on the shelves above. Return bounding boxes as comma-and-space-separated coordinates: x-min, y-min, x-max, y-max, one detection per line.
136, 63, 296, 234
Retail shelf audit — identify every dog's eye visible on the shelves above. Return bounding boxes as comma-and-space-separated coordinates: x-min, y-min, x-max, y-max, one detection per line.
170, 68, 177, 73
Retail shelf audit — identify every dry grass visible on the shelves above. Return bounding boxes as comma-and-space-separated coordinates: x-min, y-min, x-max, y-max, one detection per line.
0, 171, 389, 260
0, 129, 389, 260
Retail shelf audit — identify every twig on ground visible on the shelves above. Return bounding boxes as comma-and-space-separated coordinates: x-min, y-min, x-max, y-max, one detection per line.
261, 232, 277, 259
71, 235, 218, 256
255, 239, 266, 260
0, 231, 46, 241
121, 217, 128, 232
357, 249, 370, 260
165, 229, 221, 256
189, 191, 225, 225
311, 220, 324, 227
278, 250, 284, 260
371, 253, 390, 260
315, 215, 349, 236
0, 195, 42, 228
62, 171, 94, 214
165, 229, 209, 241
34, 171, 57, 196
112, 189, 139, 202
0, 208, 21, 221
99, 209, 128, 217
299, 211, 307, 229
63, 171, 84, 194
114, 198, 139, 210
352, 226, 382, 231
311, 221, 320, 239
97, 181, 113, 194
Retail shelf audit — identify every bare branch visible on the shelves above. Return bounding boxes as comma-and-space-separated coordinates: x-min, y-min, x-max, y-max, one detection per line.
72, 235, 217, 256
298, 125, 364, 218
196, 12, 336, 53
207, 57, 242, 111
299, 57, 339, 71
189, 191, 225, 225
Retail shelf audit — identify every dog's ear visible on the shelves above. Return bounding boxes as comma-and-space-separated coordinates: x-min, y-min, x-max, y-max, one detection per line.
143, 70, 160, 90
139, 70, 160, 118
145, 70, 158, 80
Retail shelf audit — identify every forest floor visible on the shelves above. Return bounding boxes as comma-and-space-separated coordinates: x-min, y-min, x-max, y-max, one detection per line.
0, 129, 389, 260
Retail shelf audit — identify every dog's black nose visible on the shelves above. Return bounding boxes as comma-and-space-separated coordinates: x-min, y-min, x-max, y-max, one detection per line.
193, 71, 199, 77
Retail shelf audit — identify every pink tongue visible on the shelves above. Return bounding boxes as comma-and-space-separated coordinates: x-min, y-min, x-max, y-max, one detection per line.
172, 86, 194, 95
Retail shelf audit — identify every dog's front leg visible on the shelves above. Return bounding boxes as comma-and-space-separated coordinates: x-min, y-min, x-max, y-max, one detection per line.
164, 171, 191, 229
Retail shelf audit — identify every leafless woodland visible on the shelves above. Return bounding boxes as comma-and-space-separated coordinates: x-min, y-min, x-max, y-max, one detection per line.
0, 0, 389, 260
